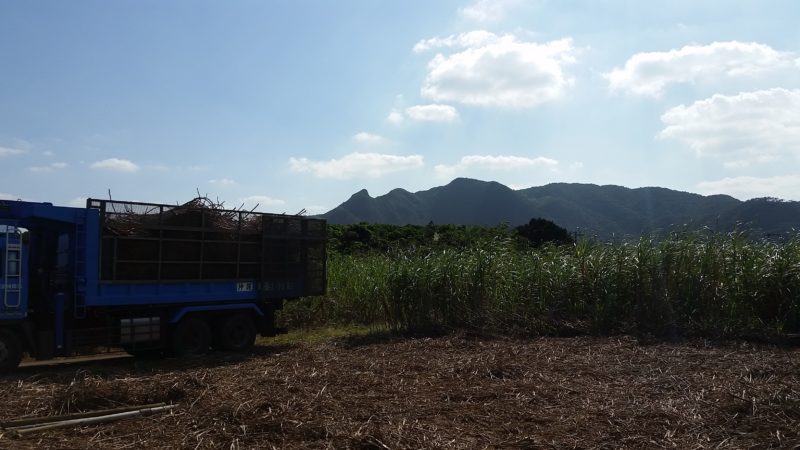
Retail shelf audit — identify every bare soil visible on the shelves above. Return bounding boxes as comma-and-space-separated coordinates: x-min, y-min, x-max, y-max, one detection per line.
1, 334, 799, 449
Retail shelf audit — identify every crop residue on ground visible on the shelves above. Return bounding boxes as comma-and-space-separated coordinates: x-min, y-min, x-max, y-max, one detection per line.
1, 335, 798, 449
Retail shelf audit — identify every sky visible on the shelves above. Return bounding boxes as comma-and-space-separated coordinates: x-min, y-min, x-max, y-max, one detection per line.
1, 0, 800, 215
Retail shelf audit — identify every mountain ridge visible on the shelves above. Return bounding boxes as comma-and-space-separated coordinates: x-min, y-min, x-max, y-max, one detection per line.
321, 178, 799, 237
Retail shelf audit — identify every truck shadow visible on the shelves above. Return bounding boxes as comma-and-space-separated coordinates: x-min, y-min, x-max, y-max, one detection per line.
3, 343, 296, 381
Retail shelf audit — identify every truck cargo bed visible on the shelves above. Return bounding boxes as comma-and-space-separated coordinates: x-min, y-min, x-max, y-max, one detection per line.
90, 199, 326, 297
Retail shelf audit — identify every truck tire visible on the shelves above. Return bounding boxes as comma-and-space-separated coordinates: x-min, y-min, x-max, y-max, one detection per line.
0, 329, 23, 372
217, 314, 256, 351
171, 317, 212, 356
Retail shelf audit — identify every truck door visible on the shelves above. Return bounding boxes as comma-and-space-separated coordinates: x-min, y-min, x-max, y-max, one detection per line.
0, 226, 27, 319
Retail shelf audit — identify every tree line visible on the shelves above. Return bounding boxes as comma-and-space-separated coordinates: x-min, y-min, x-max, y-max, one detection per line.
327, 218, 573, 254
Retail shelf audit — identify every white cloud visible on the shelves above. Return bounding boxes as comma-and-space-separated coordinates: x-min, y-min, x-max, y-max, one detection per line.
697, 175, 800, 201
507, 183, 532, 190
659, 88, 800, 165
607, 41, 796, 97
209, 178, 236, 186
90, 158, 140, 173
238, 195, 286, 211
417, 32, 576, 108
289, 152, 424, 180
67, 197, 87, 207
405, 104, 459, 122
353, 132, 386, 144
386, 109, 404, 125
43, 150, 54, 157
413, 30, 499, 53
0, 146, 25, 157
386, 104, 459, 123
434, 154, 558, 179
29, 162, 68, 173
458, 0, 520, 23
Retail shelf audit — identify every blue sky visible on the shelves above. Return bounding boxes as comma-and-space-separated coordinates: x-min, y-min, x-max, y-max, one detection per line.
2, 0, 799, 214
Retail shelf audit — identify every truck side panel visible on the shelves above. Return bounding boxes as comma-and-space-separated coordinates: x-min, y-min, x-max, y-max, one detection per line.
86, 279, 304, 306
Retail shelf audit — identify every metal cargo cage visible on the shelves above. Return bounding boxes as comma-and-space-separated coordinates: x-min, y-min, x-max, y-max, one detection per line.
88, 198, 326, 296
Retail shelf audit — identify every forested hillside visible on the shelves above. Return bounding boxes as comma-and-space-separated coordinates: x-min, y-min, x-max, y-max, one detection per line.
322, 178, 800, 238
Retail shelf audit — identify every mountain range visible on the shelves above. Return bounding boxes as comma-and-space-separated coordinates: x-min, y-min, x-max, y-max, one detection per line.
321, 178, 800, 237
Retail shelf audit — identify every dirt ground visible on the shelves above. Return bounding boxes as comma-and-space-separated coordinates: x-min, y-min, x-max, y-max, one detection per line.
1, 333, 799, 449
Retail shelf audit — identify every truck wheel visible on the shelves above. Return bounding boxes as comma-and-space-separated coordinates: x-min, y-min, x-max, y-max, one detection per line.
171, 317, 211, 356
217, 314, 256, 351
0, 329, 23, 372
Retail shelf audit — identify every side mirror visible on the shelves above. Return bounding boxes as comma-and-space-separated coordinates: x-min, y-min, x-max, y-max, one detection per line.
21, 231, 30, 245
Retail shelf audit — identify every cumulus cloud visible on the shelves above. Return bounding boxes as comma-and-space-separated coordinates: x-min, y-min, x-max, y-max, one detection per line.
29, 162, 68, 173
458, 0, 520, 22
607, 41, 796, 97
416, 32, 576, 108
209, 178, 236, 186
434, 154, 558, 179
0, 146, 25, 157
405, 104, 459, 122
238, 195, 286, 211
386, 109, 404, 125
697, 175, 800, 201
659, 88, 800, 165
90, 158, 140, 173
353, 132, 386, 144
289, 152, 424, 180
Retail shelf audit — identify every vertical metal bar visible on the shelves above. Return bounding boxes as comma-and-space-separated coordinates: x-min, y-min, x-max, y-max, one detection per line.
260, 215, 267, 300
54, 292, 65, 351
73, 220, 84, 318
3, 227, 7, 308
112, 237, 118, 281
157, 205, 163, 282
235, 211, 242, 279
98, 200, 105, 280
199, 209, 205, 280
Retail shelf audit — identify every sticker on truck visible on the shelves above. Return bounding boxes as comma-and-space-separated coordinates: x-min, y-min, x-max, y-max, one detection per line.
236, 282, 254, 292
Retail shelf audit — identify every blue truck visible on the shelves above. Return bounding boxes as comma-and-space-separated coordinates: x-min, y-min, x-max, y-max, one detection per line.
0, 198, 326, 371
